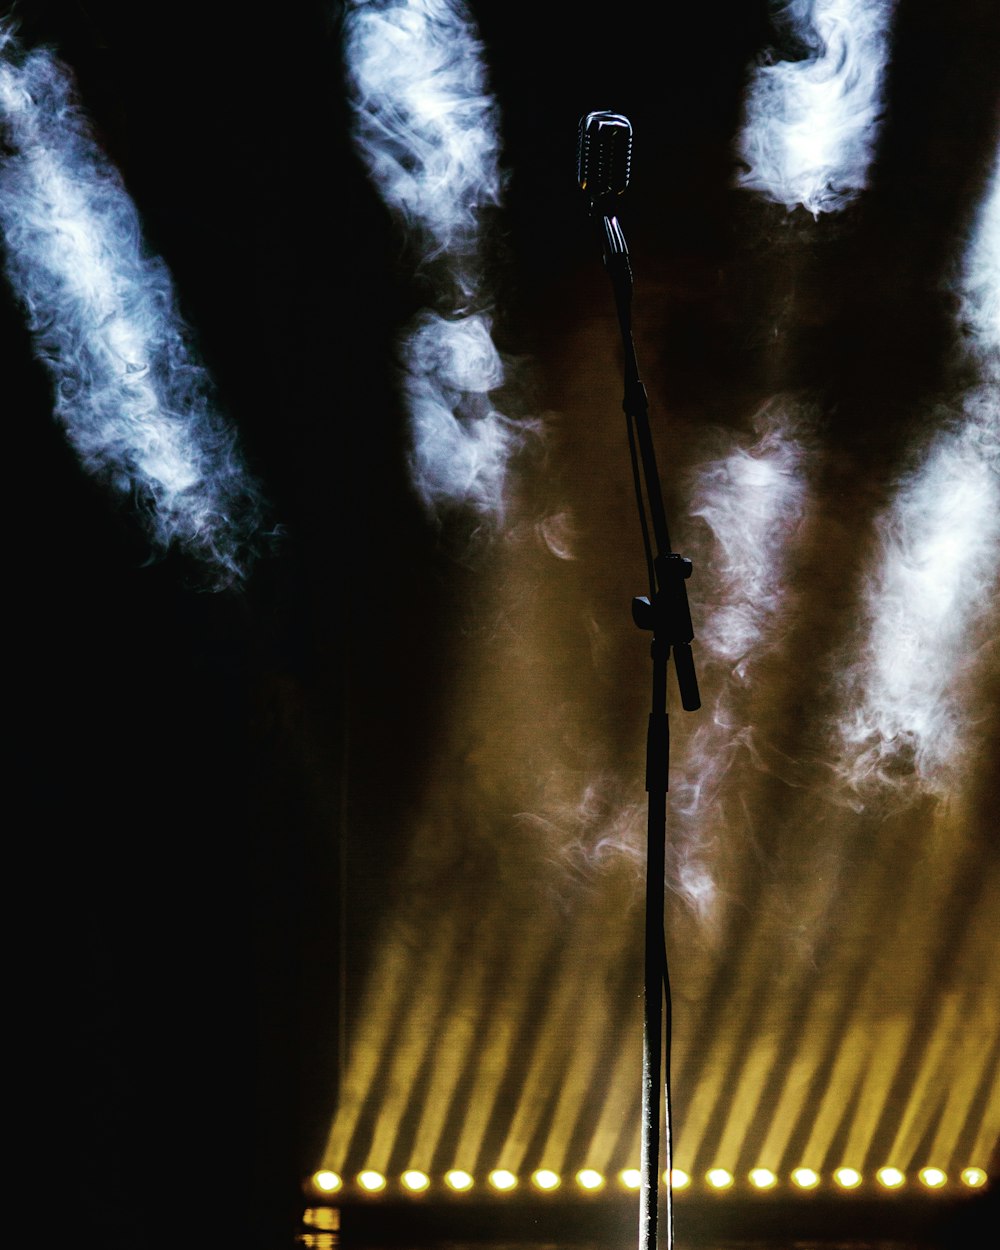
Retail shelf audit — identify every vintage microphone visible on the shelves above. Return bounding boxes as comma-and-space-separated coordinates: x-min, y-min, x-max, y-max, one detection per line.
578, 110, 700, 1250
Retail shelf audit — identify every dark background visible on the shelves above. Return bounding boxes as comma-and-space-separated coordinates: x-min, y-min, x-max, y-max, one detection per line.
4, 2, 999, 1247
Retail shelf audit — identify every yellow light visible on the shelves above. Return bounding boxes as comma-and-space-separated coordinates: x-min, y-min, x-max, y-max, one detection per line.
532, 1169, 561, 1191
312, 1170, 342, 1194
706, 1169, 734, 1190
749, 1168, 777, 1190
918, 1167, 948, 1189
401, 1170, 430, 1192
876, 1167, 905, 1189
791, 1168, 820, 1190
489, 1169, 518, 1192
669, 1169, 691, 1190
834, 1168, 862, 1189
357, 1171, 386, 1193
620, 1169, 642, 1190
303, 1209, 338, 1230
961, 1167, 988, 1189
576, 1169, 605, 1191
444, 1170, 474, 1192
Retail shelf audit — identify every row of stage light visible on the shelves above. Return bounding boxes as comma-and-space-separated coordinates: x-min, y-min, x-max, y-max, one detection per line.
311, 1166, 989, 1196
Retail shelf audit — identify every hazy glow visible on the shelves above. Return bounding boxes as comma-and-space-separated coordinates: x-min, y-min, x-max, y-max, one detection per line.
576, 1168, 604, 1190
876, 1166, 905, 1189
706, 1168, 734, 1190
620, 1168, 642, 1190
836, 155, 1000, 795
357, 1170, 386, 1192
749, 1168, 778, 1189
531, 1169, 560, 1191
792, 1167, 821, 1189
488, 1168, 517, 1191
312, 1170, 342, 1193
445, 1169, 474, 1191
838, 419, 1000, 791
834, 1167, 862, 1189
401, 1169, 430, 1191
737, 0, 897, 214
960, 151, 1000, 366
690, 404, 812, 674
0, 25, 263, 583
670, 1169, 691, 1190
961, 1167, 987, 1188
673, 401, 814, 916
918, 1167, 947, 1189
401, 309, 524, 521
343, 0, 530, 522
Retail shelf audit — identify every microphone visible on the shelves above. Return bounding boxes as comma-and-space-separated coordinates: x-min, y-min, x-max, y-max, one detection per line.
577, 111, 632, 216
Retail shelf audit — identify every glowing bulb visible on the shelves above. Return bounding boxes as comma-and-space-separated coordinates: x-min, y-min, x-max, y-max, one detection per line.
961, 1167, 987, 1188
669, 1169, 691, 1189
312, 1171, 342, 1193
401, 1170, 430, 1192
834, 1168, 862, 1189
576, 1169, 604, 1191
706, 1169, 734, 1190
489, 1170, 517, 1192
749, 1168, 777, 1189
877, 1167, 905, 1189
532, 1169, 560, 1191
357, 1171, 386, 1192
791, 1168, 820, 1189
445, 1170, 474, 1192
620, 1169, 641, 1190
919, 1168, 948, 1189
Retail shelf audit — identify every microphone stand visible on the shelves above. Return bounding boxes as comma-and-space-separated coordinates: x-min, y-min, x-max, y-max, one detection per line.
593, 209, 700, 1250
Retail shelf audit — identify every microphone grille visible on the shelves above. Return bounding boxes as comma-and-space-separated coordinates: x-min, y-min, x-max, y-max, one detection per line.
578, 111, 632, 205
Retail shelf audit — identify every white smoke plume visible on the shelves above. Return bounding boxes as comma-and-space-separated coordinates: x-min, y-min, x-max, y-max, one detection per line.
669, 400, 816, 918
834, 152, 1000, 794
0, 25, 265, 584
689, 402, 815, 679
342, 0, 533, 523
959, 150, 1000, 378
737, 0, 897, 215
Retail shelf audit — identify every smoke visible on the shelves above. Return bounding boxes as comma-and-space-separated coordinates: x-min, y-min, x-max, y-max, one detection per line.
0, 24, 265, 584
668, 400, 817, 918
833, 152, 1000, 795
689, 402, 815, 678
402, 309, 526, 520
958, 150, 1000, 378
342, 0, 534, 524
736, 0, 897, 215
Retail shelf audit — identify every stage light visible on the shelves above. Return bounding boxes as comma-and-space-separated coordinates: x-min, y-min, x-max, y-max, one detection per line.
311, 1170, 342, 1193
531, 1169, 560, 1191
876, 1167, 905, 1189
576, 1169, 604, 1191
357, 1171, 386, 1192
919, 1168, 948, 1189
706, 1169, 734, 1190
401, 1170, 430, 1192
834, 1168, 862, 1189
303, 1209, 338, 1230
791, 1168, 820, 1189
489, 1169, 517, 1191
961, 1167, 987, 1188
669, 1169, 691, 1189
620, 1169, 641, 1190
749, 1168, 777, 1189
445, 1170, 474, 1192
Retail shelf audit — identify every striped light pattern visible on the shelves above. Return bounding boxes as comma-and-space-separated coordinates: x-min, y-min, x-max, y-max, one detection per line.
319, 113, 1000, 1234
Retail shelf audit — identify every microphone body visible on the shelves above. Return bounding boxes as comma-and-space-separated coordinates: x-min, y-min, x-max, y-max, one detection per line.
577, 111, 632, 217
